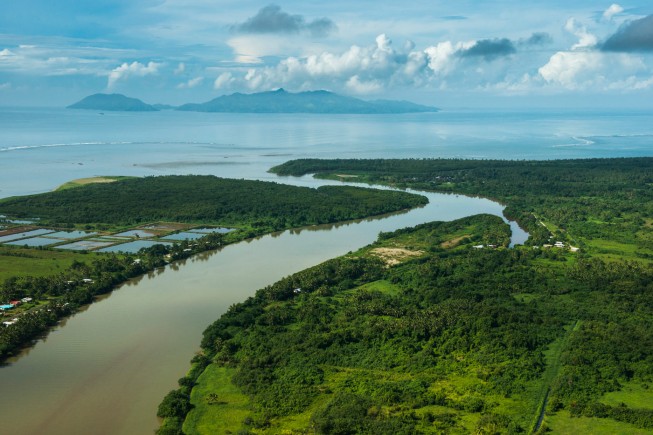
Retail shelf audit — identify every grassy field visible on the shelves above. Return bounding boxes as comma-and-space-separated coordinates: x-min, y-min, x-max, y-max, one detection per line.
601, 381, 653, 410
0, 245, 98, 281
544, 410, 652, 434
183, 366, 251, 434
585, 238, 653, 262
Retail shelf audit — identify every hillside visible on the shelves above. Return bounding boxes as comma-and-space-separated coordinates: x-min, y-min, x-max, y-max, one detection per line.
67, 93, 159, 111
176, 89, 438, 114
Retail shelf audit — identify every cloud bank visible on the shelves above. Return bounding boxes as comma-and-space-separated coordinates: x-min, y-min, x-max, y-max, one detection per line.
213, 25, 653, 96
216, 33, 545, 94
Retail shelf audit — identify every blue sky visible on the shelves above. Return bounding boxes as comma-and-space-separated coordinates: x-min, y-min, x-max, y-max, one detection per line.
1, 1, 653, 107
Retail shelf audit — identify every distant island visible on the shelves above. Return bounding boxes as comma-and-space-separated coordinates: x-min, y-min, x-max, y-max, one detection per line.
176, 89, 438, 114
67, 90, 438, 114
67, 93, 158, 111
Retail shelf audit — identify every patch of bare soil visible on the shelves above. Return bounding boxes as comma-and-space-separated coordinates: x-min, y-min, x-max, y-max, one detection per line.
370, 247, 424, 266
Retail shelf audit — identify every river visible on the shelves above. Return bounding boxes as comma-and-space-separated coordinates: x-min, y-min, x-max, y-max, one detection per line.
0, 173, 525, 435
4, 106, 636, 434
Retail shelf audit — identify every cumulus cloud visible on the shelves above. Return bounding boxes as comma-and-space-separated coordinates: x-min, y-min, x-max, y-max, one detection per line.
539, 51, 603, 87
424, 42, 457, 75
177, 76, 203, 89
107, 61, 160, 88
458, 38, 516, 60
602, 14, 653, 52
603, 4, 624, 21
565, 18, 598, 50
214, 72, 235, 89
211, 31, 653, 96
174, 63, 185, 75
213, 33, 536, 95
538, 50, 647, 89
219, 34, 431, 94
233, 4, 336, 38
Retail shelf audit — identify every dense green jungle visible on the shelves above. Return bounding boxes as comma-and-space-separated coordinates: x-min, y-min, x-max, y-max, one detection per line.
160, 158, 653, 434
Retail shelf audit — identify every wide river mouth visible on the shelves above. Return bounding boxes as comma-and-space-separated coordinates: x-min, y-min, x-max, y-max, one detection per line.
0, 171, 527, 435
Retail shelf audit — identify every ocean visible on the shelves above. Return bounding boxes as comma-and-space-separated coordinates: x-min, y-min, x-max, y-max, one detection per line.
1, 106, 652, 199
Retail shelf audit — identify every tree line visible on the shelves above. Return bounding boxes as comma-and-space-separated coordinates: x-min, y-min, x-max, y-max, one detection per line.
0, 175, 427, 231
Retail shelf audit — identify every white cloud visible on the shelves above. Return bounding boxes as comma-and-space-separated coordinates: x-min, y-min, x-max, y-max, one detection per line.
538, 50, 647, 89
226, 34, 441, 94
539, 51, 603, 87
565, 18, 598, 50
174, 63, 185, 75
0, 82, 11, 90
201, 31, 653, 97
603, 4, 624, 21
211, 34, 547, 95
424, 41, 457, 75
214, 72, 235, 89
346, 75, 382, 93
177, 76, 203, 89
107, 61, 161, 88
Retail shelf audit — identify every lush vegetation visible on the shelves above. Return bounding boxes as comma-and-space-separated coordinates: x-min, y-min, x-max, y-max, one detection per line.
271, 157, 653, 255
0, 175, 427, 362
165, 158, 653, 434
0, 175, 427, 232
168, 214, 653, 434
